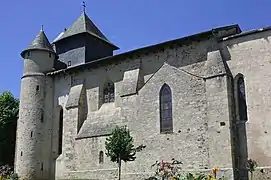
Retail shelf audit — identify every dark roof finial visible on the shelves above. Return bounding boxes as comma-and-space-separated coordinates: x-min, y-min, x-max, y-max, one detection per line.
82, 1, 86, 13
41, 25, 44, 32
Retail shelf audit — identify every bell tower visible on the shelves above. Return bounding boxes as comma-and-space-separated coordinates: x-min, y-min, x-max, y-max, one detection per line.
53, 11, 119, 67
15, 29, 56, 179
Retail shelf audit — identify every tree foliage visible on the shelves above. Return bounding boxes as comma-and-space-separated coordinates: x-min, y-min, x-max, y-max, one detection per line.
0, 164, 19, 179
0, 92, 19, 127
105, 126, 145, 180
0, 91, 19, 165
105, 126, 145, 163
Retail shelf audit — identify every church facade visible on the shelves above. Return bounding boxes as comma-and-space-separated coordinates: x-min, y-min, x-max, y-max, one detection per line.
14, 11, 271, 180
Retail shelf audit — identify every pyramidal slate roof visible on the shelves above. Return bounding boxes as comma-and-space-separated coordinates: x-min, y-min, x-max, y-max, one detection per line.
53, 12, 119, 49
21, 30, 55, 57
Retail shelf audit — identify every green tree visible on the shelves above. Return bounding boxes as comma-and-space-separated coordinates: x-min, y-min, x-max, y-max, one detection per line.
0, 91, 19, 165
247, 159, 257, 180
105, 126, 145, 180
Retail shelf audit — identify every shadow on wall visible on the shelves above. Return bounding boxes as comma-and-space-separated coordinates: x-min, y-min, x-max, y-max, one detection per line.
232, 74, 249, 180
51, 105, 64, 180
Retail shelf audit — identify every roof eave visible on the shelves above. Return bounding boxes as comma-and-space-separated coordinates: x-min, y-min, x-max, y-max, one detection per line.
21, 48, 56, 58
221, 26, 271, 41
48, 24, 241, 75
52, 31, 119, 50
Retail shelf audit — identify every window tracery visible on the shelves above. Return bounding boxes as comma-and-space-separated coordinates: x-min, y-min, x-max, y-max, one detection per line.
160, 84, 173, 133
103, 82, 114, 103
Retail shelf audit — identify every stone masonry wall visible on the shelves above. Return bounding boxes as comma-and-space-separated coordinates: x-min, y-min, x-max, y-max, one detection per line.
222, 30, 271, 168
51, 37, 237, 180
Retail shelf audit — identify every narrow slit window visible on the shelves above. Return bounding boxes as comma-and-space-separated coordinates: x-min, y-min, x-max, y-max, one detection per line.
159, 84, 173, 133
41, 111, 44, 123
27, 51, 31, 58
58, 108, 63, 155
99, 151, 104, 164
36, 85, 40, 91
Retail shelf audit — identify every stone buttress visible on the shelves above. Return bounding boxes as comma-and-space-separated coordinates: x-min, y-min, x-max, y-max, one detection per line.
204, 50, 235, 179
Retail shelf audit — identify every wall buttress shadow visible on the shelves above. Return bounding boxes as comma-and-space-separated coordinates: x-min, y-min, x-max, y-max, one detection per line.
234, 120, 248, 180
232, 74, 249, 180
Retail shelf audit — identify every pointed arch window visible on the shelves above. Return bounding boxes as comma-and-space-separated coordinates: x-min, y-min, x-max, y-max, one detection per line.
99, 151, 104, 164
103, 82, 114, 103
160, 84, 173, 133
58, 108, 63, 155
236, 75, 248, 121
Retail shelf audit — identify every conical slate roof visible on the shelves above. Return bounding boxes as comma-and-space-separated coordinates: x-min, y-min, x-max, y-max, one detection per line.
53, 12, 118, 49
21, 30, 55, 57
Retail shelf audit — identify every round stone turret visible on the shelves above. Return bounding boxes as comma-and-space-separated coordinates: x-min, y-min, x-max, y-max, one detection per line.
15, 29, 56, 179
21, 30, 56, 73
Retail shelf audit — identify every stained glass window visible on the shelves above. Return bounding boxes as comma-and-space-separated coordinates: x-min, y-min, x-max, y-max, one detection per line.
160, 84, 173, 133
103, 82, 114, 103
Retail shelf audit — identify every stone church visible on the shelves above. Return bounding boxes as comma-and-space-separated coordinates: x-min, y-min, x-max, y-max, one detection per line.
14, 10, 271, 180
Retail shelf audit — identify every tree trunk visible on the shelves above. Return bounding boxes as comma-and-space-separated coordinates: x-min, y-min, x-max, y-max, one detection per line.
118, 155, 121, 180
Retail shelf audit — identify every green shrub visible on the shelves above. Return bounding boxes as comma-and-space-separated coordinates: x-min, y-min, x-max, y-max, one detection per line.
0, 165, 18, 180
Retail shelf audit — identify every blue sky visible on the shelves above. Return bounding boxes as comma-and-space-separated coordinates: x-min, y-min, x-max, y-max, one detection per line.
0, 0, 270, 97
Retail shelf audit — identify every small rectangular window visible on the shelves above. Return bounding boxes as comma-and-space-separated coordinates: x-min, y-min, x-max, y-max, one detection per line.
49, 53, 52, 58
36, 85, 40, 91
220, 122, 226, 126
27, 51, 31, 57
68, 61, 71, 66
